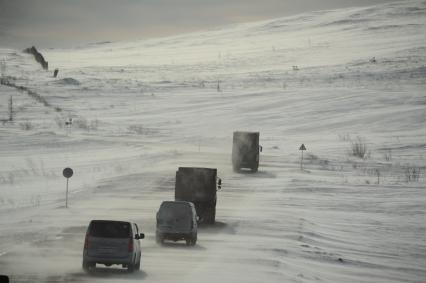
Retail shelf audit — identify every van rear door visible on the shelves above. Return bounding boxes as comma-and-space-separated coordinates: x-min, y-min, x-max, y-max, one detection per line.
87, 221, 131, 258
158, 202, 192, 232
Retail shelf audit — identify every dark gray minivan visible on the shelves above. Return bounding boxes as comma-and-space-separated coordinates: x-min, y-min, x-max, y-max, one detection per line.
156, 201, 198, 246
82, 220, 144, 272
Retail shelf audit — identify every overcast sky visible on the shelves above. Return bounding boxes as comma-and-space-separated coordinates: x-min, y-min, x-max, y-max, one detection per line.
0, 0, 394, 48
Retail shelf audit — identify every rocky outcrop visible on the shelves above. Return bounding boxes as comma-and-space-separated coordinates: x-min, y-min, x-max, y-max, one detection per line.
23, 46, 48, 70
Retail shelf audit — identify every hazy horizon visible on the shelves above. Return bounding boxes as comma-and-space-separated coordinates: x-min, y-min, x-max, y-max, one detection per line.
0, 0, 395, 49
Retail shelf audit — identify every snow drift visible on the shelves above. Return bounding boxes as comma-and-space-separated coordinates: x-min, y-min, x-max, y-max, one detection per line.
0, 0, 425, 282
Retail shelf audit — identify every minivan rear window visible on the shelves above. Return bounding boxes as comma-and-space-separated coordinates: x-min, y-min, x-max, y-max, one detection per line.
89, 221, 130, 238
159, 202, 191, 220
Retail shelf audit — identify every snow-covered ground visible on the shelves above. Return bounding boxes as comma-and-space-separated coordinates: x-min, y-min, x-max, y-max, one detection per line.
0, 0, 425, 282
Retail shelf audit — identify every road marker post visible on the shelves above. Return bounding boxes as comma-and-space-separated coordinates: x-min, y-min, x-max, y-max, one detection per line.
63, 167, 74, 208
299, 144, 306, 170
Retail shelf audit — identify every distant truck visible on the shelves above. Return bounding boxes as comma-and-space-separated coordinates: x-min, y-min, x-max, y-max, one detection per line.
232, 131, 261, 172
175, 167, 222, 224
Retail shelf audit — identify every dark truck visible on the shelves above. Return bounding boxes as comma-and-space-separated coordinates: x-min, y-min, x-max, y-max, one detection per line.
175, 167, 222, 224
232, 131, 261, 172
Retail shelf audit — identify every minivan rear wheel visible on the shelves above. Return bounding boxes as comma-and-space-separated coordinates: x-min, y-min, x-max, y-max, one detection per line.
135, 253, 141, 270
186, 235, 197, 246
127, 262, 135, 273
82, 260, 94, 272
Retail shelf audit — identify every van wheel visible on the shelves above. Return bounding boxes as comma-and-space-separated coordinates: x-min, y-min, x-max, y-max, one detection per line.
186, 235, 197, 246
191, 235, 197, 246
82, 260, 94, 272
127, 262, 135, 273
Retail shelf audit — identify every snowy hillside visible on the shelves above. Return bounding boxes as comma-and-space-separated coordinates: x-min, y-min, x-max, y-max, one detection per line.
0, 0, 425, 282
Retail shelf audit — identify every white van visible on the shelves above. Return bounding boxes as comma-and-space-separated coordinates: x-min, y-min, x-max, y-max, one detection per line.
156, 201, 198, 246
82, 220, 144, 272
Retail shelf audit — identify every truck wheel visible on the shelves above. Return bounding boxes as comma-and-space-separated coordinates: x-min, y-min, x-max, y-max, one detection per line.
186, 238, 191, 246
252, 166, 258, 173
156, 233, 164, 245
135, 259, 141, 271
205, 206, 216, 224
211, 207, 216, 224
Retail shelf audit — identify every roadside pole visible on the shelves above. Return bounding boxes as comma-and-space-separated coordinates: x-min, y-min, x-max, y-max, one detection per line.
63, 167, 74, 208
299, 144, 306, 170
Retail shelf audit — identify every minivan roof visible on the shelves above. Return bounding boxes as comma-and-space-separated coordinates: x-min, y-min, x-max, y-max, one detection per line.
177, 167, 217, 172
161, 201, 192, 205
90, 220, 131, 224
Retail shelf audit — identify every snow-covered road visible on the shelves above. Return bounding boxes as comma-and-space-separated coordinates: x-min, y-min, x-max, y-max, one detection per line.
1, 0, 425, 282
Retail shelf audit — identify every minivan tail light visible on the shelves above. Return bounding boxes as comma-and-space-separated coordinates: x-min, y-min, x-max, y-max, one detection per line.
84, 234, 90, 250
128, 238, 133, 252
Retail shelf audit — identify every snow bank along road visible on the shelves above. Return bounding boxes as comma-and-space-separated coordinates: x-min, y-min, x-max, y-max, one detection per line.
0, 0, 425, 282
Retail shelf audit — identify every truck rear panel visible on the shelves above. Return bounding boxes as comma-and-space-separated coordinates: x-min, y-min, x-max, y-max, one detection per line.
175, 167, 217, 202
232, 131, 260, 170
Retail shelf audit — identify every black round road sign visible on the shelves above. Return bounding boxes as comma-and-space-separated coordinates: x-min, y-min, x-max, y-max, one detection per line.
63, 167, 73, 178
